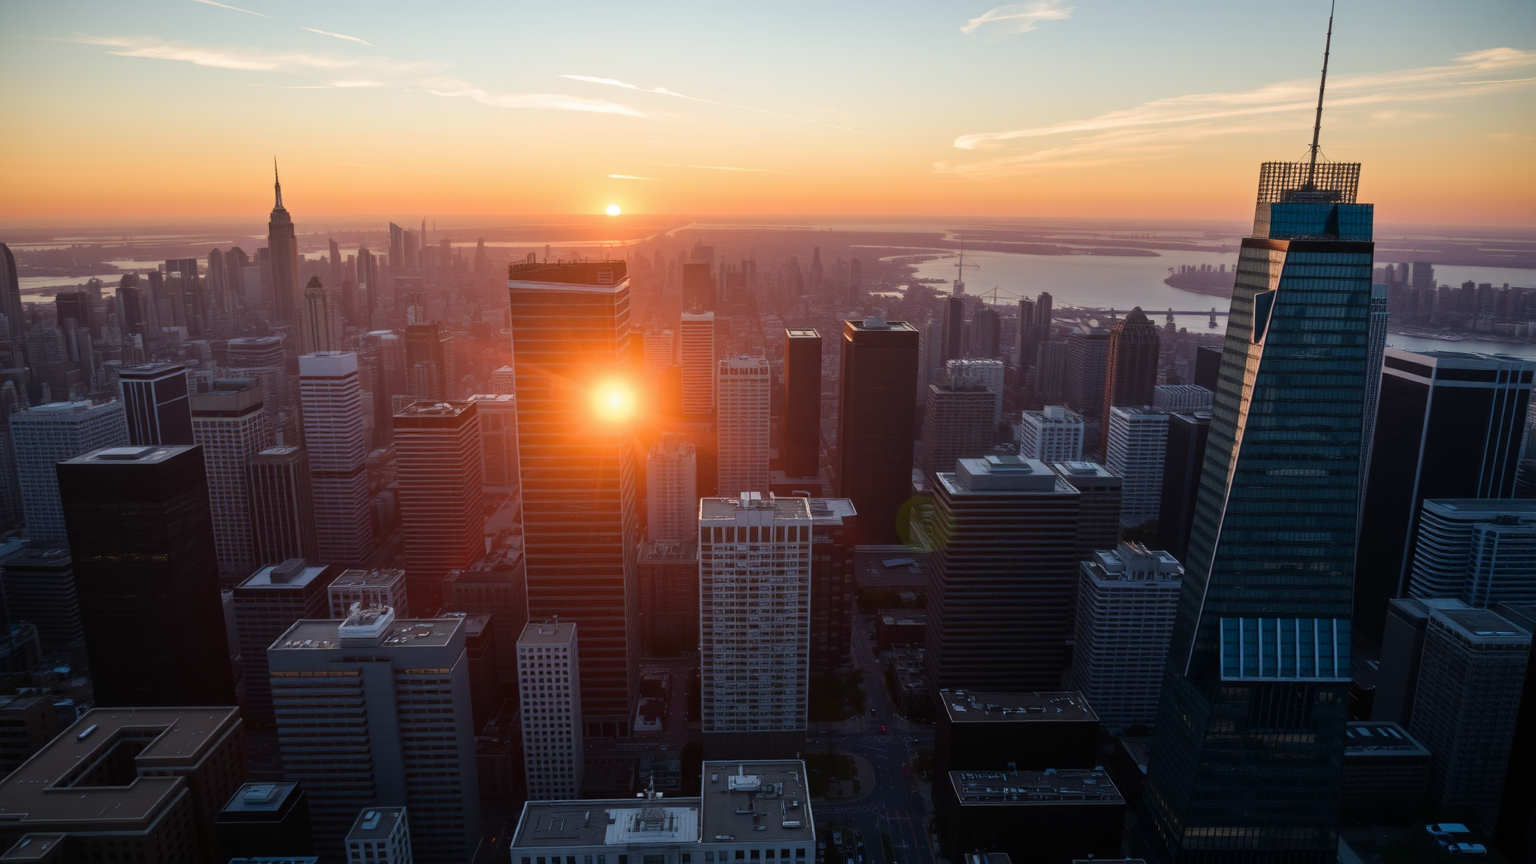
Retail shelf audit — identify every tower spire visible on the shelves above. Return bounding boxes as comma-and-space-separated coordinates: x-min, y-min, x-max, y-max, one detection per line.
1306, 0, 1336, 187
273, 157, 285, 209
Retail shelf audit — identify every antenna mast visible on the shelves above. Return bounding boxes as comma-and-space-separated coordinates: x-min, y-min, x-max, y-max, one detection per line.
1306, 0, 1335, 187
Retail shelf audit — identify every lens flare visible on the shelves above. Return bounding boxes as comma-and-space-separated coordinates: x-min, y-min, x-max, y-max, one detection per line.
605, 204, 621, 216
592, 380, 636, 422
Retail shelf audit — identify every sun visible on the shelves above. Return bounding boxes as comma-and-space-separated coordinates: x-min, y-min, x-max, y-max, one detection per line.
591, 379, 636, 423
605, 204, 621, 216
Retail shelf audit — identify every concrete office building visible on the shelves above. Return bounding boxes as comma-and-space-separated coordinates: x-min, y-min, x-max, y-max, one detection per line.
1068, 544, 1184, 727
394, 400, 485, 601
269, 608, 480, 862
948, 358, 1006, 425
925, 457, 1081, 692
470, 393, 519, 490
247, 446, 319, 567
0, 707, 246, 863
328, 568, 408, 618
699, 494, 812, 759
836, 317, 920, 545
808, 498, 857, 674
1051, 461, 1123, 559
298, 277, 343, 355
1370, 597, 1471, 728
508, 259, 642, 736
510, 761, 814, 864
1104, 406, 1170, 526
60, 445, 235, 708
1100, 308, 1161, 454
1408, 605, 1531, 823
233, 559, 334, 728
716, 356, 770, 497
10, 401, 127, 543
1064, 327, 1110, 422
299, 353, 374, 566
118, 362, 193, 445
518, 621, 583, 800
1016, 406, 1084, 463
680, 311, 716, 417
647, 434, 698, 543
191, 378, 272, 578
1409, 498, 1536, 607
1151, 384, 1213, 413
346, 807, 412, 864
0, 545, 82, 653
922, 378, 998, 483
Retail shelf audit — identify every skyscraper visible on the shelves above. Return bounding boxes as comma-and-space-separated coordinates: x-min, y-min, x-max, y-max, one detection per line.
699, 493, 812, 759
1100, 307, 1160, 452
925, 456, 1081, 692
836, 316, 919, 545
470, 393, 519, 489
716, 355, 770, 496
1139, 49, 1376, 855
1104, 406, 1170, 527
1015, 291, 1052, 370
10, 400, 127, 542
1156, 411, 1212, 563
267, 161, 299, 323
1355, 349, 1535, 643
1016, 406, 1085, 463
0, 545, 82, 653
357, 245, 378, 330
679, 310, 715, 417
299, 276, 343, 354
269, 608, 481, 861
782, 328, 822, 480
404, 322, 454, 401
948, 358, 1005, 425
394, 400, 485, 603
517, 620, 584, 800
59, 445, 236, 707
921, 377, 997, 482
118, 362, 194, 445
508, 259, 640, 737
1408, 499, 1536, 607
969, 306, 1002, 359
234, 558, 334, 728
1362, 283, 1390, 483
808, 498, 857, 674
0, 243, 21, 342
646, 433, 698, 542
1064, 327, 1110, 422
191, 378, 272, 579
300, 353, 374, 566
940, 295, 965, 365
1069, 543, 1184, 727
247, 445, 319, 567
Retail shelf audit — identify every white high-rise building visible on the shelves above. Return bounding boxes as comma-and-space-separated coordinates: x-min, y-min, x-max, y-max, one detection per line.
10, 401, 127, 542
716, 355, 770, 496
646, 434, 697, 542
947, 358, 1005, 424
1105, 406, 1170, 526
1016, 405, 1084, 463
269, 607, 480, 861
346, 807, 412, 864
300, 353, 374, 565
699, 493, 812, 759
1151, 384, 1213, 412
192, 378, 272, 578
680, 311, 715, 416
517, 620, 583, 800
1068, 543, 1184, 727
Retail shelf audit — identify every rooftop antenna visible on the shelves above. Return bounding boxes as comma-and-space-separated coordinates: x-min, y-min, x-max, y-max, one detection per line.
1306, 0, 1336, 188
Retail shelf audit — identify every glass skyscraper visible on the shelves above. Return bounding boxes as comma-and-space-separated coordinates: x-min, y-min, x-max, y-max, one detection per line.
1138, 160, 1375, 863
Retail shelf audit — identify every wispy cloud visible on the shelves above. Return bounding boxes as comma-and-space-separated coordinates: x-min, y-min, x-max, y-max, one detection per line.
303, 27, 372, 46
421, 78, 645, 116
561, 74, 884, 137
940, 47, 1536, 178
609, 174, 659, 181
961, 1, 1072, 39
69, 34, 435, 73
647, 163, 784, 174
189, 0, 269, 19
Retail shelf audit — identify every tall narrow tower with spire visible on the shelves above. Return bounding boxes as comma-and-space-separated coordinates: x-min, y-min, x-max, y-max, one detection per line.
267, 160, 300, 324
1137, 5, 1376, 862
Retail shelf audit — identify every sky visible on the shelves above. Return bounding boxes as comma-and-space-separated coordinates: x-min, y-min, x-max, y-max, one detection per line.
2, 0, 1534, 226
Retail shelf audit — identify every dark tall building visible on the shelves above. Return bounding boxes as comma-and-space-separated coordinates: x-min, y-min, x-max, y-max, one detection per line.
922, 379, 997, 482
1139, 147, 1375, 863
836, 316, 920, 545
267, 162, 300, 323
682, 261, 714, 310
508, 259, 640, 737
247, 445, 319, 567
940, 296, 965, 365
783, 328, 822, 479
1193, 345, 1222, 391
1156, 411, 1212, 563
216, 782, 315, 862
404, 321, 454, 400
809, 498, 857, 674
58, 445, 236, 707
1355, 349, 1534, 644
1034, 341, 1069, 405
0, 243, 21, 342
970, 306, 1002, 359
118, 362, 194, 445
1065, 327, 1110, 420
0, 544, 83, 654
1100, 307, 1160, 453
1493, 602, 1536, 859
1016, 291, 1053, 370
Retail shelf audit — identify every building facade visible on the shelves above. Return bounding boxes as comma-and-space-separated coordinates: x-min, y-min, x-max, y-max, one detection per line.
518, 621, 584, 800
10, 401, 127, 542
247, 446, 319, 567
1104, 406, 1170, 527
192, 378, 272, 578
836, 317, 919, 546
394, 400, 485, 601
1068, 544, 1183, 727
1016, 406, 1084, 463
716, 356, 770, 497
300, 353, 375, 566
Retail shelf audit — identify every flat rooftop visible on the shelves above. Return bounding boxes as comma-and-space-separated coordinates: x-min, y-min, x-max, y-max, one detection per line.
1344, 722, 1430, 757
0, 707, 240, 827
807, 498, 856, 524
939, 690, 1098, 724
237, 560, 330, 590
949, 769, 1123, 806
640, 541, 698, 562
786, 328, 819, 339
1430, 607, 1532, 645
62, 445, 192, 466
845, 317, 916, 333
274, 616, 460, 651
519, 621, 576, 646
220, 782, 301, 815
700, 761, 812, 843
0, 546, 71, 570
330, 568, 405, 588
395, 399, 475, 419
347, 807, 406, 843
508, 260, 628, 290
699, 494, 812, 523
853, 547, 929, 591
514, 799, 700, 849
1423, 498, 1536, 517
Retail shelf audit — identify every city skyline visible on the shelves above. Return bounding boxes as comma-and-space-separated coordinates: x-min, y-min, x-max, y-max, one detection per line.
2, 0, 1533, 225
